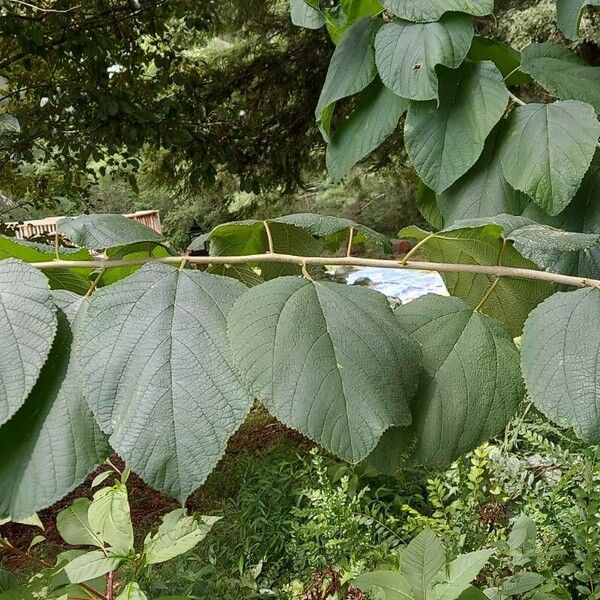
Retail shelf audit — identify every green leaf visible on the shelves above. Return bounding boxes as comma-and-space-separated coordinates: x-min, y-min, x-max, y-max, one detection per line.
508, 514, 537, 550
325, 79, 408, 181
381, 0, 493, 22
88, 483, 134, 554
377, 295, 523, 470
499, 101, 600, 216
272, 212, 392, 252
207, 264, 264, 287
415, 182, 444, 230
57, 499, 103, 548
0, 259, 57, 426
0, 584, 35, 600
438, 126, 529, 226
58, 214, 164, 250
227, 277, 421, 463
0, 114, 20, 134
405, 61, 508, 194
353, 571, 414, 599
144, 509, 218, 565
100, 242, 175, 287
76, 263, 252, 502
501, 573, 546, 596
0, 291, 109, 520
402, 528, 445, 599
521, 43, 600, 112
467, 37, 531, 86
521, 287, 600, 443
507, 224, 600, 278
375, 15, 473, 101
327, 0, 383, 43
290, 0, 325, 29
63, 550, 121, 584
188, 220, 324, 280
520, 165, 600, 277
556, 0, 600, 39
431, 549, 494, 600
399, 217, 554, 336
116, 583, 148, 600
315, 16, 381, 138
0, 236, 92, 294
457, 587, 488, 599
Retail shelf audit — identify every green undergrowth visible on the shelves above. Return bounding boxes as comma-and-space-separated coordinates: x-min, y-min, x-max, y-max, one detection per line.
3, 406, 599, 599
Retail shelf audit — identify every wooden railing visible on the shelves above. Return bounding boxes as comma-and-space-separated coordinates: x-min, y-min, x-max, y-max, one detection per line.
8, 210, 162, 239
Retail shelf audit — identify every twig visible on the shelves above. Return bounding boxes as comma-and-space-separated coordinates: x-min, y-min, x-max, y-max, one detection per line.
263, 220, 274, 254
346, 227, 354, 257
84, 268, 106, 298
508, 91, 526, 106
25, 252, 600, 290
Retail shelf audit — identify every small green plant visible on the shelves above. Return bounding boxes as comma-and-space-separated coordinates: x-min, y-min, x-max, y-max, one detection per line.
353, 527, 493, 600
0, 465, 217, 600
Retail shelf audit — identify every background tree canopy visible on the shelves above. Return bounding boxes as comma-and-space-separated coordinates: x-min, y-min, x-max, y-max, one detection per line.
1, 0, 599, 242
0, 0, 331, 211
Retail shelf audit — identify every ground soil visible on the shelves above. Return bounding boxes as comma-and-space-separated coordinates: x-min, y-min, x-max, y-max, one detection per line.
0, 409, 311, 570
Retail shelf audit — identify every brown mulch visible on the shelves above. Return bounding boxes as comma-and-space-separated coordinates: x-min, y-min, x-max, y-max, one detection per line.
1, 411, 311, 566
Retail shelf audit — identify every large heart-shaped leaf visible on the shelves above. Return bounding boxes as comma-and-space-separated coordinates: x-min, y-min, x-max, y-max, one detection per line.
382, 0, 493, 22
521, 43, 600, 112
0, 259, 57, 426
438, 126, 529, 226
522, 287, 600, 443
58, 214, 164, 251
405, 61, 508, 194
76, 263, 253, 502
556, 0, 600, 39
499, 101, 600, 216
227, 277, 421, 463
325, 79, 408, 181
290, 0, 325, 29
375, 15, 473, 101
315, 16, 381, 138
399, 216, 554, 336
373, 295, 523, 471
0, 291, 109, 520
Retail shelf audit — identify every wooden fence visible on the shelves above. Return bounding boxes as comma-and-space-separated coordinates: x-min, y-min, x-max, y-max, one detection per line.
8, 210, 162, 239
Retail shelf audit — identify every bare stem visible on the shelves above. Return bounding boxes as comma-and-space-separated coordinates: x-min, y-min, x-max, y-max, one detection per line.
263, 221, 274, 254
25, 253, 600, 290
346, 227, 355, 257
508, 91, 526, 106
